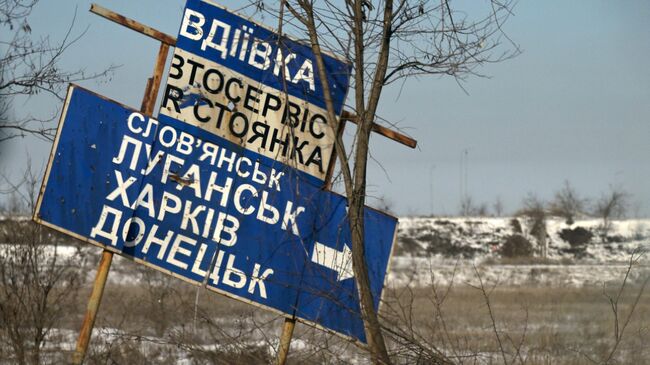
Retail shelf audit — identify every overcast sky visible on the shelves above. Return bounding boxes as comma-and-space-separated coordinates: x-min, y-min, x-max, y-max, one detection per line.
1, 0, 649, 217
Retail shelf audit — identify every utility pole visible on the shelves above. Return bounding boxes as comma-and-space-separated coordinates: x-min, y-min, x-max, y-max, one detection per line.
429, 164, 435, 216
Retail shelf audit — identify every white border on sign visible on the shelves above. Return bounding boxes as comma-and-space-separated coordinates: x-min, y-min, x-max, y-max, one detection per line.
33, 84, 74, 222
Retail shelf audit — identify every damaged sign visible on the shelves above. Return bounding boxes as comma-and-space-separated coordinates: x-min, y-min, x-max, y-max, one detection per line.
160, 0, 351, 182
34, 85, 396, 344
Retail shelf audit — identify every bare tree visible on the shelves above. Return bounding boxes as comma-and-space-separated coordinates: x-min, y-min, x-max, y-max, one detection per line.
459, 195, 474, 217
0, 0, 116, 143
549, 180, 586, 225
0, 166, 85, 364
459, 196, 489, 217
593, 186, 629, 242
518, 193, 547, 259
600, 249, 649, 364
261, 0, 520, 362
475, 202, 489, 217
492, 196, 504, 217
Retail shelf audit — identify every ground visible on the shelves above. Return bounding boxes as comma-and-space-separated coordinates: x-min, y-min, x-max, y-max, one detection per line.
0, 216, 648, 364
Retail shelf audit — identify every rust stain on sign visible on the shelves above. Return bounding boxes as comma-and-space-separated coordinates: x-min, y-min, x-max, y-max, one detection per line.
168, 172, 194, 186
90, 4, 176, 45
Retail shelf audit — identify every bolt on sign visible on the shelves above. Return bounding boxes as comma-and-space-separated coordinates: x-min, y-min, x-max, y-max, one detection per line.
161, 0, 351, 183
35, 84, 396, 343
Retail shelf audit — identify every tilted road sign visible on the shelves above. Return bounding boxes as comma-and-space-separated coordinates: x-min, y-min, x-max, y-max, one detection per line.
35, 85, 396, 343
160, 0, 351, 182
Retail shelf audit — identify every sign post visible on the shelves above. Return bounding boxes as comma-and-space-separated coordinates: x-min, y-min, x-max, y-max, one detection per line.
35, 3, 417, 364
69, 7, 173, 364
276, 115, 346, 364
71, 250, 112, 364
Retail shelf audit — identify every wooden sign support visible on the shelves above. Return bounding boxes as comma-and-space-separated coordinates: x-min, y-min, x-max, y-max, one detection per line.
71, 6, 173, 365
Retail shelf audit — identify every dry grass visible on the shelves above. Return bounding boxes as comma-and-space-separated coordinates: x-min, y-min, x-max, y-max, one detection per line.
76, 255, 650, 364
1, 242, 648, 364
382, 279, 650, 364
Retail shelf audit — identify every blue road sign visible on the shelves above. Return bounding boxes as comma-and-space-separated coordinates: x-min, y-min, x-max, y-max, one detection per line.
35, 85, 397, 344
160, 0, 352, 181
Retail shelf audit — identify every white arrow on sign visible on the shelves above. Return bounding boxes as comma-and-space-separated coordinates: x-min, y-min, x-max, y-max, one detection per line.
311, 241, 354, 281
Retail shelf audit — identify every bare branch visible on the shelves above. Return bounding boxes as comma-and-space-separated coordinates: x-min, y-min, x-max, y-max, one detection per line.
0, 1, 118, 143
472, 264, 508, 365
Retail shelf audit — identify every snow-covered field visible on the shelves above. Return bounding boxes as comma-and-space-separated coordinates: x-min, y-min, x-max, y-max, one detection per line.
388, 258, 648, 288
396, 216, 650, 262
3, 216, 648, 288
2, 216, 649, 364
388, 216, 650, 288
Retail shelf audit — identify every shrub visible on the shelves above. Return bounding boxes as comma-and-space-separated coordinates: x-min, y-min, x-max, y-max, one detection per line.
396, 236, 421, 256
434, 219, 454, 225
424, 233, 480, 258
500, 234, 533, 258
510, 218, 522, 234
559, 227, 593, 247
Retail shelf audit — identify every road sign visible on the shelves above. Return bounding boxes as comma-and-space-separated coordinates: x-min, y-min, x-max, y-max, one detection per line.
35, 85, 396, 344
160, 0, 351, 182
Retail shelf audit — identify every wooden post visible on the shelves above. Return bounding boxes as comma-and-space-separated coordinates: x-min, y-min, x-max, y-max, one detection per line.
71, 7, 171, 364
147, 43, 170, 113
275, 119, 346, 365
277, 318, 296, 365
71, 250, 113, 364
